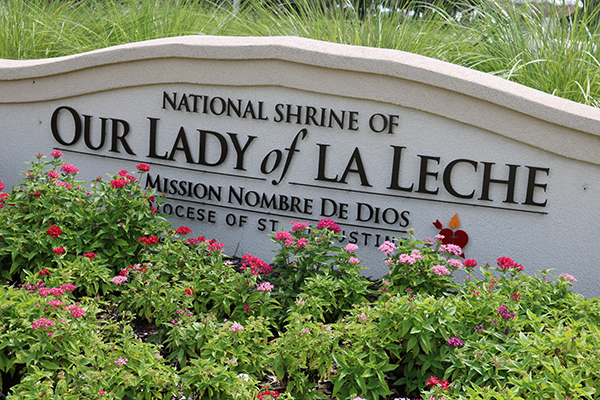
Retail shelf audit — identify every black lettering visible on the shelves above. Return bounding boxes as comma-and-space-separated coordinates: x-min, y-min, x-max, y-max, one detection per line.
227, 133, 257, 171
315, 144, 339, 183
257, 218, 267, 231
339, 148, 371, 187
388, 145, 414, 192
147, 117, 168, 160
197, 130, 228, 166
110, 119, 135, 155
51, 106, 81, 146
162, 92, 177, 110
227, 99, 242, 117
83, 115, 108, 150
416, 155, 440, 195
145, 173, 161, 192
168, 127, 195, 163
478, 162, 519, 203
177, 94, 190, 112
274, 103, 285, 123
443, 159, 478, 199
523, 166, 549, 206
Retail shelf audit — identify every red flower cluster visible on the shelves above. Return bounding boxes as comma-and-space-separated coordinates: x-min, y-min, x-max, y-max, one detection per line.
175, 226, 192, 235
117, 170, 139, 183
463, 259, 478, 268
138, 236, 159, 245
136, 163, 151, 172
46, 225, 62, 238
240, 254, 271, 275
257, 387, 279, 400
316, 218, 341, 233
0, 192, 8, 207
207, 239, 224, 252
52, 247, 66, 254
184, 288, 194, 296
426, 376, 450, 391
83, 252, 96, 260
0, 180, 5, 191
496, 256, 524, 272
185, 236, 206, 246
110, 178, 129, 189
38, 269, 51, 275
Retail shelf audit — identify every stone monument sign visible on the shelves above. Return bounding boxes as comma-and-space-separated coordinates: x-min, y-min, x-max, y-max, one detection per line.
1, 36, 599, 295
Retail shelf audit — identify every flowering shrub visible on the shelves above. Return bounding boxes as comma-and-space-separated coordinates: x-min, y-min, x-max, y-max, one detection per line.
0, 154, 599, 400
0, 153, 169, 284
378, 230, 470, 297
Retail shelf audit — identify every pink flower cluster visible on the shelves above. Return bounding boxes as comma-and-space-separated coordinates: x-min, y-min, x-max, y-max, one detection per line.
55, 180, 73, 189
47, 171, 59, 179
51, 150, 63, 158
431, 265, 450, 276
112, 276, 128, 285
316, 218, 341, 233
345, 243, 358, 254
229, 322, 244, 332
48, 300, 63, 309
378, 241, 396, 256
291, 221, 309, 232
447, 337, 464, 347
559, 273, 577, 282
294, 237, 308, 249
60, 164, 79, 175
349, 257, 361, 265
439, 244, 462, 256
274, 231, 293, 243
38, 284, 76, 297
0, 180, 4, 191
136, 163, 150, 172
464, 259, 478, 268
497, 305, 516, 320
32, 318, 55, 329
257, 282, 275, 292
114, 357, 128, 366
397, 250, 422, 265
65, 304, 86, 318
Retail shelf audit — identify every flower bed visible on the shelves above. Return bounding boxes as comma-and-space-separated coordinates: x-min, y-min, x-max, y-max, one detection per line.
0, 153, 598, 399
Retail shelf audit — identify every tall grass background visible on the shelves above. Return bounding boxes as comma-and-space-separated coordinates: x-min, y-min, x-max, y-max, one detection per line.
2, 0, 600, 106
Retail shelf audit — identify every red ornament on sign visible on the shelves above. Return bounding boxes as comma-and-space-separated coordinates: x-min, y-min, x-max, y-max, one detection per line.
433, 214, 468, 257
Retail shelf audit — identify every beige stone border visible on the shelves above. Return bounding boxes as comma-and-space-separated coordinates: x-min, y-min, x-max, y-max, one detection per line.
2, 35, 600, 165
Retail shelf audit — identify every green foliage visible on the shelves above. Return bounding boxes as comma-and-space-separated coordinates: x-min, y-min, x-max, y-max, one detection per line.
0, 153, 168, 284
272, 221, 370, 323
3, 0, 600, 107
2, 154, 600, 399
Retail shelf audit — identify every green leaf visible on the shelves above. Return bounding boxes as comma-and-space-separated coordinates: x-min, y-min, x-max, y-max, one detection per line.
40, 360, 59, 370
